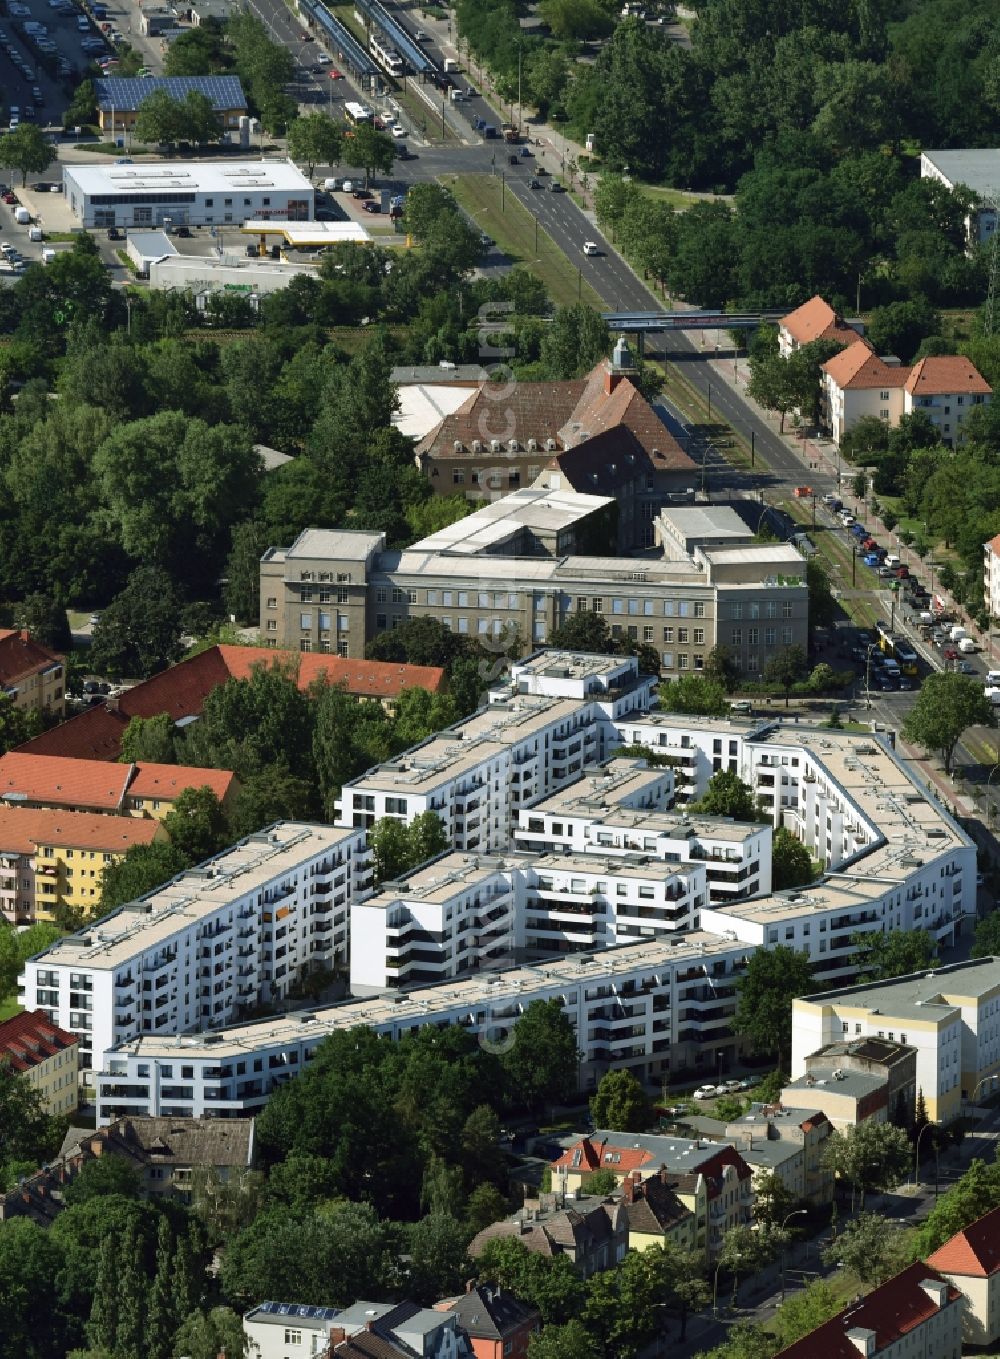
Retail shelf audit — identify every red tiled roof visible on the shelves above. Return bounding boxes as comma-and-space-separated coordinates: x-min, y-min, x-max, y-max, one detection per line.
128, 763, 236, 802
905, 356, 992, 396
779, 296, 868, 351
0, 752, 131, 812
17, 646, 445, 762
0, 1009, 77, 1074
551, 1137, 654, 1174
928, 1203, 1000, 1278
823, 341, 910, 391
774, 1263, 959, 1358
0, 804, 162, 855
0, 630, 64, 687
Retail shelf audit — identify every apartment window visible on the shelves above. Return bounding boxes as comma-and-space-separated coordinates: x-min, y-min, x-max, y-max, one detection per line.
443, 592, 453, 606
453, 469, 464, 484
266, 597, 276, 609
392, 587, 405, 603
337, 587, 349, 604
678, 653, 689, 670
266, 620, 277, 631
376, 587, 387, 604
663, 601, 675, 616
693, 628, 705, 644
337, 641, 349, 657
694, 654, 704, 670
765, 627, 776, 647
407, 590, 417, 604
782, 627, 793, 644
299, 612, 311, 629
693, 602, 705, 618
458, 592, 469, 607
427, 591, 439, 606
663, 627, 674, 643
376, 613, 387, 630
766, 601, 777, 619
880, 390, 889, 401
318, 611, 331, 631
643, 626, 653, 642
677, 627, 688, 643
731, 628, 742, 645
782, 601, 793, 618
661, 652, 673, 668
731, 603, 743, 620
748, 628, 759, 645
592, 597, 604, 613
285, 1330, 302, 1346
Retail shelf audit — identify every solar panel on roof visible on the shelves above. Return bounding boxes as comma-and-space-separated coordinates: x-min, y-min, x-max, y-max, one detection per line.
94, 74, 247, 112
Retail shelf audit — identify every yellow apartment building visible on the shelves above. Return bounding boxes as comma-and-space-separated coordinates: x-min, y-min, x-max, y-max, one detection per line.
0, 630, 65, 717
0, 1009, 79, 1116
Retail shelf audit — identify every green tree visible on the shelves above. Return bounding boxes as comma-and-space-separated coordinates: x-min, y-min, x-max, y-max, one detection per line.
589, 1069, 653, 1132
747, 352, 799, 433
0, 123, 51, 186
466, 1182, 509, 1235
147, 1217, 176, 1359
547, 612, 616, 653
171, 1307, 247, 1359
771, 827, 815, 890
17, 594, 71, 651
134, 89, 188, 145
704, 645, 742, 693
0, 919, 61, 999
851, 928, 938, 981
100, 841, 191, 911
528, 1321, 601, 1359
501, 999, 579, 1114
287, 112, 343, 178
0, 1217, 69, 1359
539, 305, 610, 379
64, 78, 98, 129
733, 946, 815, 1069
162, 786, 229, 865
582, 1247, 668, 1359
583, 1167, 619, 1196
0, 1057, 63, 1189
86, 1235, 119, 1354
0, 691, 45, 756
460, 1105, 507, 1191
119, 713, 178, 766
971, 912, 1000, 959
63, 1157, 142, 1206
694, 770, 761, 821
903, 672, 994, 774
806, 558, 836, 629
407, 1213, 473, 1303
343, 123, 396, 186
764, 645, 809, 706
179, 89, 219, 145
821, 1121, 910, 1209
718, 1225, 773, 1306
263, 1153, 339, 1214
913, 1158, 1000, 1256
370, 816, 414, 886
658, 674, 729, 716
172, 1230, 202, 1327
750, 1170, 797, 1229
822, 1212, 904, 1284
223, 520, 269, 625
476, 1238, 585, 1324
768, 1278, 844, 1348
90, 567, 184, 680
408, 809, 449, 865
116, 1222, 146, 1359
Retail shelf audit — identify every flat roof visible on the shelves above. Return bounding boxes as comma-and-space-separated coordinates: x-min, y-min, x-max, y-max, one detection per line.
364, 852, 517, 909
242, 220, 369, 245
658, 505, 753, 539
921, 148, 1000, 198
63, 159, 313, 196
108, 929, 748, 1060
521, 758, 668, 814
513, 650, 638, 681
32, 823, 359, 972
799, 957, 1000, 1020
782, 1070, 886, 1101
285, 527, 384, 562
127, 230, 176, 258
409, 488, 613, 555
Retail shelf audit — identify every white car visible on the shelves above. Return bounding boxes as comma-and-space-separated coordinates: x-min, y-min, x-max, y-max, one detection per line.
720, 1080, 742, 1094
693, 1084, 719, 1100
583, 241, 599, 255
391, 123, 406, 138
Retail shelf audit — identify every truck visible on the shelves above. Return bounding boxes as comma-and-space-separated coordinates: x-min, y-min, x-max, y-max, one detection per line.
443, 56, 459, 72
14, 206, 30, 225
501, 121, 520, 143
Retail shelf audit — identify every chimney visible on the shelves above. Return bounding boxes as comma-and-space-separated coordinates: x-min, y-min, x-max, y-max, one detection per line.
845, 1329, 875, 1357
106, 695, 120, 714
919, 1279, 949, 1309
622, 1170, 642, 1204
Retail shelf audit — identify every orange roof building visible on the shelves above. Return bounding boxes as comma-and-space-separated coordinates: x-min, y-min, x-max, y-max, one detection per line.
774, 1262, 960, 1359
0, 630, 66, 718
0, 1010, 78, 1116
0, 752, 237, 819
778, 296, 867, 356
0, 804, 166, 925
928, 1203, 1000, 1346
15, 645, 445, 763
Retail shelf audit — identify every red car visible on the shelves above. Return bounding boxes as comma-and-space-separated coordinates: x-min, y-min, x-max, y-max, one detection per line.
895, 565, 909, 579
943, 646, 958, 660
2, 192, 16, 205
330, 68, 343, 79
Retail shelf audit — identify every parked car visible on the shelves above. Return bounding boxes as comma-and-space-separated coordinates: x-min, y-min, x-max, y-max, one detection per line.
943, 646, 959, 661
362, 200, 380, 213
106, 226, 122, 240
720, 1080, 742, 1093
693, 1084, 719, 1100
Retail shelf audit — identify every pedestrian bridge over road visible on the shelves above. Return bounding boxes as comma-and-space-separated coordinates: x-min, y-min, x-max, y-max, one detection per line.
604, 310, 785, 332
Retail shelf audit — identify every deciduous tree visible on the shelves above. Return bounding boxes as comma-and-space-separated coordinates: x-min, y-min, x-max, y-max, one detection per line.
733, 946, 815, 1069
589, 1069, 653, 1132
903, 672, 993, 773
501, 999, 580, 1114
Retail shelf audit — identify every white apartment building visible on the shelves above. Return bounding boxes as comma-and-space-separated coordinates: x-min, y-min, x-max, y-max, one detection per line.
350, 849, 708, 993
335, 654, 657, 846
984, 531, 1000, 619
95, 929, 751, 1123
821, 342, 991, 447
516, 793, 770, 907
791, 958, 1000, 1125
21, 823, 369, 1078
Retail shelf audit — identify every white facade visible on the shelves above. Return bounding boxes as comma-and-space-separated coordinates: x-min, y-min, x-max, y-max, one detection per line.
986, 535, 1000, 618
22, 823, 369, 1078
96, 929, 751, 1123
244, 1304, 340, 1359
62, 159, 315, 229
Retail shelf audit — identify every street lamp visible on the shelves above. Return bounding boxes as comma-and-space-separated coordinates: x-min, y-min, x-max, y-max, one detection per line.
780, 1209, 809, 1302
914, 1122, 936, 1188
966, 1073, 999, 1115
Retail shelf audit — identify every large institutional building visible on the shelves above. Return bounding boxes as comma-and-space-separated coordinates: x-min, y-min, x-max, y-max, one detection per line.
15, 650, 979, 1125
260, 501, 809, 677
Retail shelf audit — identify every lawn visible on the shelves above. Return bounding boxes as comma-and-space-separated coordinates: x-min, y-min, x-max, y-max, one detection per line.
638, 184, 727, 211
444, 173, 605, 310
0, 993, 22, 1021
